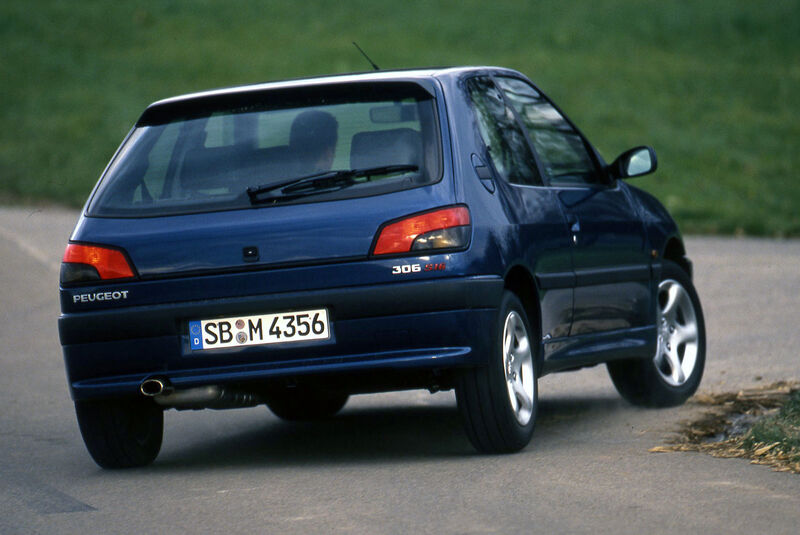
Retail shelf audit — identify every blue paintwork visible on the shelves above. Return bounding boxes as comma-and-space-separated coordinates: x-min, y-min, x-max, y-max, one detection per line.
72, 183, 456, 276
59, 67, 689, 401
557, 181, 652, 335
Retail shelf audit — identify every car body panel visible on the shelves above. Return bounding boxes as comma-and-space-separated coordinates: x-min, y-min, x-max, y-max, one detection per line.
59, 66, 688, 405
556, 182, 652, 336
71, 182, 457, 277
438, 71, 576, 342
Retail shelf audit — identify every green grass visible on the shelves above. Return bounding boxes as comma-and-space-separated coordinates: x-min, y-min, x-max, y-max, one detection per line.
2, 0, 799, 235
743, 389, 800, 464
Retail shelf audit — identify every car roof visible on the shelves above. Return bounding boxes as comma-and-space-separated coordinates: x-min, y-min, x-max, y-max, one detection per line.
146, 66, 519, 109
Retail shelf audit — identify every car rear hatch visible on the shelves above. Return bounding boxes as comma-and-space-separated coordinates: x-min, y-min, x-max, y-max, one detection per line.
70, 184, 455, 280
69, 78, 455, 282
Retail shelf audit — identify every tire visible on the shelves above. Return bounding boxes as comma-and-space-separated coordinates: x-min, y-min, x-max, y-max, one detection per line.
456, 290, 538, 453
608, 260, 706, 407
75, 398, 163, 469
265, 388, 349, 421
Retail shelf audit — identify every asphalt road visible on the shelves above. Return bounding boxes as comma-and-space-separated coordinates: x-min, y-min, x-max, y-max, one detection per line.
1, 206, 798, 534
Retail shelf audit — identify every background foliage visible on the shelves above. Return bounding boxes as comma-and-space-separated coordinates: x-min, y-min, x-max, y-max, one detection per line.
2, 0, 798, 235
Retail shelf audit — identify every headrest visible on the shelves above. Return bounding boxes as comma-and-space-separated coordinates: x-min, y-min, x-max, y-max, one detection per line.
350, 128, 422, 170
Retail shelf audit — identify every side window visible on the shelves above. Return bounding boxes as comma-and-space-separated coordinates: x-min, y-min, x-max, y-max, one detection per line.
496, 77, 597, 186
466, 77, 542, 186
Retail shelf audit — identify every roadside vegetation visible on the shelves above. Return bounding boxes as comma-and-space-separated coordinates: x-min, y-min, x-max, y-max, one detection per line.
652, 382, 800, 473
2, 1, 799, 235
742, 389, 800, 470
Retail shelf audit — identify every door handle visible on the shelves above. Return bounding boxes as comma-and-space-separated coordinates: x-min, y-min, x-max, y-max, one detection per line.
471, 153, 495, 193
568, 216, 580, 245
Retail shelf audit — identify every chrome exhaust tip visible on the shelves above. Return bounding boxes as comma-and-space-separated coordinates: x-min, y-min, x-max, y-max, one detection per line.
140, 377, 170, 397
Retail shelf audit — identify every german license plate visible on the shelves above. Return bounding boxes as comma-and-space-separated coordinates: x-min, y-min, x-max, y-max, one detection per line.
189, 308, 329, 350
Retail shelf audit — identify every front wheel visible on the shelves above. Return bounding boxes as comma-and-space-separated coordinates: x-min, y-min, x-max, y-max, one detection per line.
75, 398, 163, 469
456, 291, 538, 453
608, 260, 706, 407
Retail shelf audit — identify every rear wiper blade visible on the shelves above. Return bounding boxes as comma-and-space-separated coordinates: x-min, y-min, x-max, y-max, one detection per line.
247, 169, 342, 202
247, 164, 418, 204
281, 164, 418, 194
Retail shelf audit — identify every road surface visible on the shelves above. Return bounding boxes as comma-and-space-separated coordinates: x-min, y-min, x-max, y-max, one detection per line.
1, 206, 798, 534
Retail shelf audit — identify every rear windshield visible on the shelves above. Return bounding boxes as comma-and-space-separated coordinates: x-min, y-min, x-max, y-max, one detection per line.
88, 82, 442, 217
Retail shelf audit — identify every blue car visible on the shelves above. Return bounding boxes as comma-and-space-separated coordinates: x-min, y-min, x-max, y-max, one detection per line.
58, 67, 705, 468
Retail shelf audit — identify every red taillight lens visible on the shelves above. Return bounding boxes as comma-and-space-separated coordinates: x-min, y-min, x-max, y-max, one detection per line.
372, 206, 471, 256
61, 244, 135, 283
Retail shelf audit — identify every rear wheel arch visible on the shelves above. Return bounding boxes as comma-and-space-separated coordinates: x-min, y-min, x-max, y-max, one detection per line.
503, 265, 542, 370
456, 290, 538, 452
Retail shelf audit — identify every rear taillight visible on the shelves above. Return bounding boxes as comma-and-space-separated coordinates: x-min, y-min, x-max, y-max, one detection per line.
60, 243, 136, 284
372, 206, 471, 256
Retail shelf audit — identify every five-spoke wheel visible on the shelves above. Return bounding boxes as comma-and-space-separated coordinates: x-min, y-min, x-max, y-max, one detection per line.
457, 291, 538, 453
502, 311, 535, 426
608, 260, 706, 407
654, 279, 700, 387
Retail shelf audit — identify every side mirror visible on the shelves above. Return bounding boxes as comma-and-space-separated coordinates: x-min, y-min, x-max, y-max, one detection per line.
609, 146, 657, 179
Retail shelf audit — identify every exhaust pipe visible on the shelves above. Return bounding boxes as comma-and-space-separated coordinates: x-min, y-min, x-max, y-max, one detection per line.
153, 385, 222, 408
140, 377, 171, 397
139, 378, 260, 410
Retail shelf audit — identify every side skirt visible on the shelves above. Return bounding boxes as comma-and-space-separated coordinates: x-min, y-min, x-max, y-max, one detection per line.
540, 326, 657, 376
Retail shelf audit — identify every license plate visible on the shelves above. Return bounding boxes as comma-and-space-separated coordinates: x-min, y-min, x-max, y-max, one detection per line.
189, 308, 329, 350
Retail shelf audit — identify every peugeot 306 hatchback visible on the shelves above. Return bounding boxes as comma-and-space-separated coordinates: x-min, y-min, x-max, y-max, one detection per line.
58, 67, 705, 468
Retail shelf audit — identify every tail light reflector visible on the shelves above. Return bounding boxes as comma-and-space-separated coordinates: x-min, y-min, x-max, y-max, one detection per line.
61, 243, 135, 284
372, 206, 471, 256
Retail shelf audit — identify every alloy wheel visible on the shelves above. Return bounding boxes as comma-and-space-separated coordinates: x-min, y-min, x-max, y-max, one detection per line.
654, 279, 699, 386
502, 311, 535, 425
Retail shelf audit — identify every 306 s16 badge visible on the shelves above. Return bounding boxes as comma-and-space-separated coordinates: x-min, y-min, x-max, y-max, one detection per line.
391, 263, 446, 275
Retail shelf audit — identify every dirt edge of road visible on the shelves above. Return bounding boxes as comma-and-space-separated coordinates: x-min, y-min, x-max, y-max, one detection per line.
651, 381, 800, 473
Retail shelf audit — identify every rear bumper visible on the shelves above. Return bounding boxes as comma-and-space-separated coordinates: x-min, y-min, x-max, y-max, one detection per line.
59, 276, 503, 400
